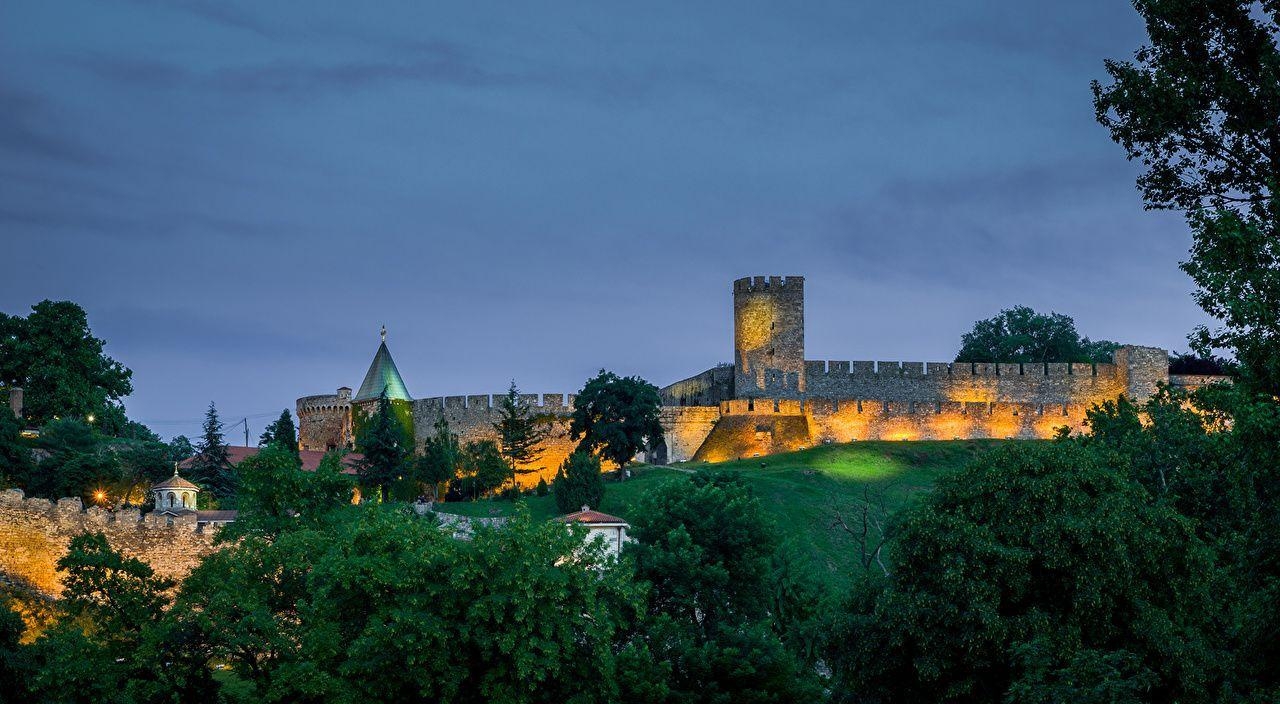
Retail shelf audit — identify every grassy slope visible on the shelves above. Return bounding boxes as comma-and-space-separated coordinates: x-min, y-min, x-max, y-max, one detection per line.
437, 439, 1028, 587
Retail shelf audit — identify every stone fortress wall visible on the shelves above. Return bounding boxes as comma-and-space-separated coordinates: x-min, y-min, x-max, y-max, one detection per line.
410, 394, 580, 486
297, 275, 1228, 472
0, 489, 220, 600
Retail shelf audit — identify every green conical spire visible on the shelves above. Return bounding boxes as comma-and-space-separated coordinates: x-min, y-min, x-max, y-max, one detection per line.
354, 326, 411, 402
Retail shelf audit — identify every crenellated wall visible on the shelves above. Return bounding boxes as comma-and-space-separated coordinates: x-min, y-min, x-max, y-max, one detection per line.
802, 357, 1127, 404
0, 489, 221, 600
412, 393, 581, 486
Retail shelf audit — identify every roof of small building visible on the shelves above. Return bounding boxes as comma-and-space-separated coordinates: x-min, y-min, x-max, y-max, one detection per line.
152, 473, 200, 491
556, 507, 629, 526
354, 329, 411, 402
180, 446, 363, 475
196, 510, 238, 523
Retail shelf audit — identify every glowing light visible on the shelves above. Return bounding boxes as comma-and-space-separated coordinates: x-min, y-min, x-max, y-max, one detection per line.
86, 414, 95, 423
93, 489, 106, 503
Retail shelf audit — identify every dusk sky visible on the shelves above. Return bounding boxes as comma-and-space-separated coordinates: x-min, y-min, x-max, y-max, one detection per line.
1, 1, 1205, 441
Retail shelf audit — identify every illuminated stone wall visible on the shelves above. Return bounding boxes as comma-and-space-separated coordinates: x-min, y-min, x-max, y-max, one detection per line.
658, 406, 723, 462
297, 387, 353, 452
734, 276, 805, 399
661, 366, 735, 406
0, 490, 221, 600
804, 358, 1127, 404
411, 394, 581, 487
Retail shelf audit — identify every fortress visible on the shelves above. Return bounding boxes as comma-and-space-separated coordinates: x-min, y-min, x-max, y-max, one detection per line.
298, 276, 1225, 483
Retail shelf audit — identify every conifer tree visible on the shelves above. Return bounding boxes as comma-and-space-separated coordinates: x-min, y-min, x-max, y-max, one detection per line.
191, 402, 235, 500
492, 381, 546, 486
259, 409, 300, 465
355, 392, 408, 502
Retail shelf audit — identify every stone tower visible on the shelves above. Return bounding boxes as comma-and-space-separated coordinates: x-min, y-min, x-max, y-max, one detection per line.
733, 276, 805, 398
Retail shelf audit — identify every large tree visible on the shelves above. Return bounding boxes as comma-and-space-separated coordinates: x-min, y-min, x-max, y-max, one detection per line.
1094, 0, 1280, 391
491, 381, 547, 484
0, 301, 132, 427
955, 305, 1118, 364
569, 370, 664, 474
190, 402, 235, 501
627, 471, 822, 703
354, 392, 409, 502
826, 443, 1223, 703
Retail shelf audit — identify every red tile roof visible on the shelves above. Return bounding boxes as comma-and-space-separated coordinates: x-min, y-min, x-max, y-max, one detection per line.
556, 508, 628, 525
181, 446, 363, 475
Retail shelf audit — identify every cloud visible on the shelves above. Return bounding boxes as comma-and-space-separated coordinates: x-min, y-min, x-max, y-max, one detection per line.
0, 86, 109, 166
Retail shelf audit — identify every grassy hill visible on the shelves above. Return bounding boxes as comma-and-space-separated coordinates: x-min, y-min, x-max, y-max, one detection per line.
437, 439, 1028, 587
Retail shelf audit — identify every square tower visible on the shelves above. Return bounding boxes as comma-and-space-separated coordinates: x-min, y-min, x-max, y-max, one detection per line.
733, 276, 805, 398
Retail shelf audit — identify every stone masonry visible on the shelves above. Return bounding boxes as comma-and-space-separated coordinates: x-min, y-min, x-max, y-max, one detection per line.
0, 489, 221, 600
297, 276, 1232, 470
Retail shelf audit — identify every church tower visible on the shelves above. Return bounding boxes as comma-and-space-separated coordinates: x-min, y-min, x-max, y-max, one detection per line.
733, 276, 805, 398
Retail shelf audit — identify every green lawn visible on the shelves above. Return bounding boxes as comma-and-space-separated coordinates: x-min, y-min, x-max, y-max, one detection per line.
437, 439, 1029, 588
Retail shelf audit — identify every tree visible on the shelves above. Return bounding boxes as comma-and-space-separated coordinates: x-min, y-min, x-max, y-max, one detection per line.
412, 415, 459, 501
457, 439, 507, 501
25, 533, 175, 703
569, 370, 664, 474
190, 402, 235, 500
626, 471, 821, 703
492, 381, 547, 485
1093, 1, 1280, 392
0, 597, 32, 702
826, 443, 1222, 703
354, 392, 409, 502
554, 451, 600, 511
955, 305, 1118, 364
25, 419, 117, 501
0, 407, 31, 489
172, 505, 645, 703
258, 409, 300, 465
0, 301, 133, 428
222, 444, 355, 540
553, 452, 606, 514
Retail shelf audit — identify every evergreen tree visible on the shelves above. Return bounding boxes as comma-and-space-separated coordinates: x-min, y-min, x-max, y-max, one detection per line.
458, 440, 507, 501
412, 415, 459, 501
191, 402, 235, 500
355, 392, 409, 502
259, 409, 300, 465
492, 381, 547, 487
553, 452, 605, 514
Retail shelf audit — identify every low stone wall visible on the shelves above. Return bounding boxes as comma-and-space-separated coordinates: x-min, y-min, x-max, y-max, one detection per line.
0, 489, 221, 599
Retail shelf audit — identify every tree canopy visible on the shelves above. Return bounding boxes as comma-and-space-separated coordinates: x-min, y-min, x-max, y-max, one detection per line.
1094, 0, 1280, 392
569, 370, 664, 471
492, 381, 547, 479
955, 305, 1118, 364
0, 300, 132, 427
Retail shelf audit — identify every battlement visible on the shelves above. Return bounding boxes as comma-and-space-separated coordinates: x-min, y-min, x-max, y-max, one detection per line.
0, 489, 221, 599
803, 359, 1111, 378
733, 275, 804, 293
415, 393, 578, 413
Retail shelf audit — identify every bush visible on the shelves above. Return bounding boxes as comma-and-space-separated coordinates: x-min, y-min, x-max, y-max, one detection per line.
535, 477, 549, 496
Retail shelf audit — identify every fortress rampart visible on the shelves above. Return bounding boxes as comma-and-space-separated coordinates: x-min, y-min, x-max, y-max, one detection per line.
297, 276, 1230, 473
412, 393, 580, 486
0, 489, 221, 600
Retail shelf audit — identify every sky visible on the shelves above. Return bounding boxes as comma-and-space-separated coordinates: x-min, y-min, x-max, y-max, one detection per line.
0, 1, 1207, 441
